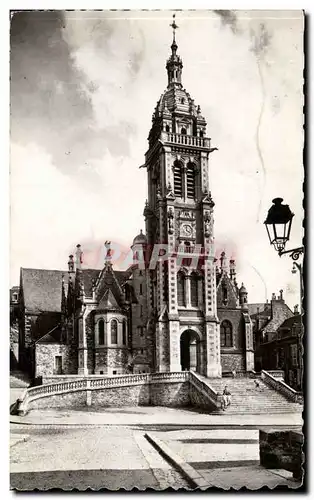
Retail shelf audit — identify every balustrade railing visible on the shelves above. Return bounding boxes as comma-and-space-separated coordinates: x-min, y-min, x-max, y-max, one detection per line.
189, 371, 221, 408
16, 372, 191, 414
261, 370, 303, 403
161, 132, 210, 148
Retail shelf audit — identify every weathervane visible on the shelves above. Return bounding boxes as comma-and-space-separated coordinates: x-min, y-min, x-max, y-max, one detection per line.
170, 13, 179, 42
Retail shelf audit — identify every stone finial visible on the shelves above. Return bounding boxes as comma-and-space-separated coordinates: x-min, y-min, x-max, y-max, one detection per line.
271, 293, 276, 300
220, 251, 228, 274
294, 304, 299, 315
279, 289, 283, 301
75, 244, 83, 270
105, 241, 112, 262
229, 259, 236, 280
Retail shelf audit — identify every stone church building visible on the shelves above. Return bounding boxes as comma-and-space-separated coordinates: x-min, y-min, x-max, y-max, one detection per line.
18, 27, 255, 380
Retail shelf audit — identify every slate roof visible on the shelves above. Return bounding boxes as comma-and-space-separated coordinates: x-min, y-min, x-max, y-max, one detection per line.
36, 324, 62, 344
21, 268, 64, 313
81, 269, 101, 297
278, 314, 302, 331
260, 302, 294, 334
248, 303, 272, 317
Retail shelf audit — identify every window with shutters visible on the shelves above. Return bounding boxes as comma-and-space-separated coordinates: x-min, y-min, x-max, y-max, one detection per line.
190, 272, 198, 307
177, 271, 185, 307
186, 162, 196, 199
173, 160, 183, 197
111, 319, 118, 344
98, 319, 105, 345
220, 320, 233, 347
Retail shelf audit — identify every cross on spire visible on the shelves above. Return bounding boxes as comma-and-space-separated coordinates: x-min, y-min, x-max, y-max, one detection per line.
170, 13, 179, 42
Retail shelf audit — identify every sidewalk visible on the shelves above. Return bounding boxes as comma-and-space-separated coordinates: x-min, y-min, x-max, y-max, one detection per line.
10, 406, 303, 429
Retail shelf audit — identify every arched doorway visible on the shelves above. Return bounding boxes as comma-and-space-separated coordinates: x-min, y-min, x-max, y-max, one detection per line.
180, 330, 201, 372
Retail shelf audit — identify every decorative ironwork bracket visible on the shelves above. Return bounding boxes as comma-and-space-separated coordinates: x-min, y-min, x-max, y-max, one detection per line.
278, 246, 304, 261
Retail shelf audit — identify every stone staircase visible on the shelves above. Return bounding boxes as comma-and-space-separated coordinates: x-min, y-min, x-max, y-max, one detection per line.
204, 377, 302, 415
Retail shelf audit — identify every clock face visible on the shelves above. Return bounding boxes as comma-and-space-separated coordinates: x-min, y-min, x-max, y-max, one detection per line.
183, 224, 192, 235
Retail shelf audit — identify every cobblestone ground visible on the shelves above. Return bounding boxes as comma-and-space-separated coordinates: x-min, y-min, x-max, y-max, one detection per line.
10, 425, 190, 491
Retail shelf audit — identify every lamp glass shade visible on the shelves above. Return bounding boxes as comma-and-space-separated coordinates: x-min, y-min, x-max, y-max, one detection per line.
264, 198, 294, 253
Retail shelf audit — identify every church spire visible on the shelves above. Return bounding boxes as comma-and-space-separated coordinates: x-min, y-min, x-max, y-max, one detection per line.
166, 14, 183, 88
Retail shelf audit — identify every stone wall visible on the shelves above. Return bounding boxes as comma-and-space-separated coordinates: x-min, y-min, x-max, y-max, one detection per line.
35, 344, 77, 378
24, 380, 193, 411
259, 430, 304, 480
29, 390, 86, 410
221, 353, 245, 373
150, 382, 190, 406
218, 309, 246, 373
189, 385, 217, 411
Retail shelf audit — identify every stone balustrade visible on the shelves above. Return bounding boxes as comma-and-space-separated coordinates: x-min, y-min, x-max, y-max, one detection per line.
161, 131, 210, 149
189, 371, 221, 409
261, 370, 303, 403
16, 372, 192, 415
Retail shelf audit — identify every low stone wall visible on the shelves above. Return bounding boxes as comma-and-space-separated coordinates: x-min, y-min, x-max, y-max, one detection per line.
91, 384, 150, 407
150, 382, 190, 407
29, 390, 87, 410
259, 430, 304, 480
22, 380, 191, 412
189, 385, 217, 411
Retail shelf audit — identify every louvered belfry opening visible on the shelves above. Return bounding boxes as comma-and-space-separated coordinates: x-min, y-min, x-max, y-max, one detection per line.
186, 162, 196, 199
173, 160, 183, 197
190, 272, 199, 307
177, 271, 185, 307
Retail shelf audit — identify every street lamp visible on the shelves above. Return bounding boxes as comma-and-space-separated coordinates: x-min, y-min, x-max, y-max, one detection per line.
264, 197, 304, 392
264, 198, 304, 260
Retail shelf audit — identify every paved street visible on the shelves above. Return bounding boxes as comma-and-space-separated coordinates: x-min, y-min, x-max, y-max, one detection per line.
10, 407, 303, 491
10, 405, 303, 430
10, 425, 190, 490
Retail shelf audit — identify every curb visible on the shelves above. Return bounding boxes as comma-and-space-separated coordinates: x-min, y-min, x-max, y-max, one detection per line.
145, 432, 212, 490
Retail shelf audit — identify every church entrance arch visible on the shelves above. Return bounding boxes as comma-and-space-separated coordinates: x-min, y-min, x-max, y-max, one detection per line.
180, 329, 201, 373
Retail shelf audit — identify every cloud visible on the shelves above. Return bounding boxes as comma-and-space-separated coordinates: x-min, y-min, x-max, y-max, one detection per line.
10, 11, 146, 187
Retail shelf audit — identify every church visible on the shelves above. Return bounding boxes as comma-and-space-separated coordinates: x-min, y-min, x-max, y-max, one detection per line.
18, 21, 255, 380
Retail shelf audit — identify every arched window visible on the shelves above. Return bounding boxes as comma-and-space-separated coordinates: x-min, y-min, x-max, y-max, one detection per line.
186, 163, 196, 199
181, 127, 187, 135
98, 319, 105, 345
220, 320, 233, 347
122, 320, 127, 345
173, 160, 183, 198
200, 130, 204, 138
165, 124, 170, 132
222, 285, 228, 305
181, 98, 185, 104
111, 319, 118, 344
190, 273, 199, 307
177, 271, 185, 307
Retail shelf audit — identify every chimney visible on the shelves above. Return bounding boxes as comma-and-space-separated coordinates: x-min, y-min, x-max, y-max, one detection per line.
68, 254, 74, 272
294, 304, 299, 315
271, 293, 276, 301
278, 289, 284, 301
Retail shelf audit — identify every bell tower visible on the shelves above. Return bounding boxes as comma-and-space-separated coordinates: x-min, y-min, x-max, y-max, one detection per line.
143, 15, 221, 378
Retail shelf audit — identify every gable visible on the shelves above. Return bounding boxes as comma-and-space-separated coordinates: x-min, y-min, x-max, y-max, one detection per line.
95, 263, 126, 309
216, 273, 238, 308
98, 289, 121, 310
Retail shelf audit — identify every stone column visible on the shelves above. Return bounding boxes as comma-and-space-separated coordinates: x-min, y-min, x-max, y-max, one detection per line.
78, 314, 88, 376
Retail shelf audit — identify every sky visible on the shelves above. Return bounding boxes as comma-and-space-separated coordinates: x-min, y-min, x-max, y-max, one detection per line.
10, 9, 304, 309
